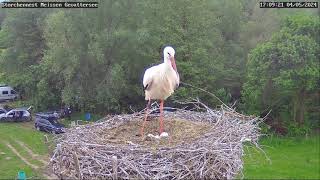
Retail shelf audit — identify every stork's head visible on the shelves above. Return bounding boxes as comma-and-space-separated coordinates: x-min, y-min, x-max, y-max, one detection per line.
163, 46, 177, 71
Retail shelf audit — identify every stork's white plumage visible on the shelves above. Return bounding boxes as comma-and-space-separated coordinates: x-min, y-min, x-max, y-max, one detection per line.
143, 46, 179, 100
140, 46, 180, 136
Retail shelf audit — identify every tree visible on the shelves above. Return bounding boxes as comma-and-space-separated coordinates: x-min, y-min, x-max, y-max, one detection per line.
42, 1, 145, 112
0, 0, 317, 124
243, 15, 319, 129
0, 9, 48, 108
137, 0, 228, 106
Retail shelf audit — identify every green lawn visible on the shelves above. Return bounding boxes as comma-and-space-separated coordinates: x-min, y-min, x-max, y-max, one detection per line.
0, 122, 49, 179
243, 135, 320, 179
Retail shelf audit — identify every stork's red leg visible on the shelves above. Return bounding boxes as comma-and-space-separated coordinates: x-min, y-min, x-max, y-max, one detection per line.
140, 98, 151, 137
159, 99, 164, 134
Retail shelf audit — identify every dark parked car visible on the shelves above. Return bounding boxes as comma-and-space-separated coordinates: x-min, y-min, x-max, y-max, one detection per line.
34, 112, 65, 134
0, 108, 32, 122
43, 107, 72, 119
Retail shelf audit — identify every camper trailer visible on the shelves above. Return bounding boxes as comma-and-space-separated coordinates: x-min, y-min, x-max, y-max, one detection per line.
0, 84, 18, 101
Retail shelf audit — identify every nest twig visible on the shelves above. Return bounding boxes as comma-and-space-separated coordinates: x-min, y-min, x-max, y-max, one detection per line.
50, 100, 262, 179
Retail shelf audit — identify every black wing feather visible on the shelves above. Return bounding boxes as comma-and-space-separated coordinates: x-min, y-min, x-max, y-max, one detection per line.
143, 81, 153, 91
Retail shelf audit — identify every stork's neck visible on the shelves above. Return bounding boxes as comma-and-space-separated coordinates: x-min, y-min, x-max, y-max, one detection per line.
163, 57, 171, 66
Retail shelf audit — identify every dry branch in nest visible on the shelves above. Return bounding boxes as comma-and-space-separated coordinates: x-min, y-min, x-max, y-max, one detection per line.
50, 100, 262, 179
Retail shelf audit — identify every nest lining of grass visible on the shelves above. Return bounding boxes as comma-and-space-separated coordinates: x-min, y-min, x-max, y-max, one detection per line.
50, 101, 262, 179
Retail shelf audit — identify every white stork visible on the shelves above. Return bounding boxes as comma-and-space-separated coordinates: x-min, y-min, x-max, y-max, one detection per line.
140, 46, 180, 137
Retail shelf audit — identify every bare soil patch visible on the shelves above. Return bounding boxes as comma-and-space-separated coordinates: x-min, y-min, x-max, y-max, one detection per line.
100, 118, 211, 148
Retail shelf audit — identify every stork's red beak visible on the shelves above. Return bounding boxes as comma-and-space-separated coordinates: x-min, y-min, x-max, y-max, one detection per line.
170, 56, 177, 72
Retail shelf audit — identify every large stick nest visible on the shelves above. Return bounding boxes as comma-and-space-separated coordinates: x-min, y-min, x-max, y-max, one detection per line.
50, 101, 262, 179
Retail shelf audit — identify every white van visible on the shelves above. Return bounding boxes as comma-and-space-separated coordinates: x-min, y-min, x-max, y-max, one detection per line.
0, 84, 19, 101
